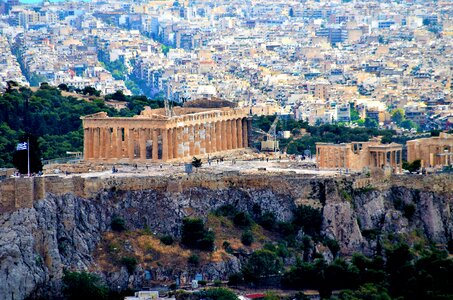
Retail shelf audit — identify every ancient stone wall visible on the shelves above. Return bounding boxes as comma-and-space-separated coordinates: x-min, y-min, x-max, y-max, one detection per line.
1, 173, 452, 214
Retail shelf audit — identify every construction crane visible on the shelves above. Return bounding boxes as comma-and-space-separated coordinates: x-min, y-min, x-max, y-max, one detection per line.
253, 115, 280, 154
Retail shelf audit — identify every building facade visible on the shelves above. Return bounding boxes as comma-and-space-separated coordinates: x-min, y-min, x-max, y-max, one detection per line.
316, 139, 403, 173
406, 133, 453, 168
81, 106, 251, 162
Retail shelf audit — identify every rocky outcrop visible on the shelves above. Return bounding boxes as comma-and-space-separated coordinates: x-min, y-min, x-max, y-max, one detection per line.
0, 174, 452, 299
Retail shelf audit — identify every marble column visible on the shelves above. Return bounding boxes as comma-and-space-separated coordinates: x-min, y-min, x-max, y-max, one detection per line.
140, 128, 147, 160
168, 128, 175, 159
237, 118, 243, 148
189, 125, 195, 156
243, 118, 249, 147
205, 123, 211, 154
152, 129, 159, 161
194, 124, 200, 155
117, 128, 123, 159
93, 127, 100, 159
111, 128, 117, 159
200, 123, 206, 154
221, 121, 227, 150
177, 127, 183, 158
232, 119, 237, 149
211, 122, 217, 153
162, 129, 169, 161
83, 128, 90, 159
128, 128, 135, 160
183, 127, 190, 157
226, 120, 233, 150
216, 121, 222, 151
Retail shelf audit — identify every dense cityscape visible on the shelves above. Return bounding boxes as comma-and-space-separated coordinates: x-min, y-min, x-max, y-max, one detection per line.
0, 0, 451, 130
0, 0, 452, 300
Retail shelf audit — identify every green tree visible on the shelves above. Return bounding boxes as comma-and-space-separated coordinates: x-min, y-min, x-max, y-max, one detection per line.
350, 103, 361, 121
181, 218, 215, 251
403, 159, 421, 173
400, 119, 417, 130
233, 212, 253, 228
242, 250, 283, 284
82, 86, 101, 97
121, 256, 137, 273
195, 288, 238, 300
391, 108, 404, 125
58, 83, 69, 91
364, 117, 378, 129
111, 216, 126, 232
241, 231, 254, 246
62, 271, 108, 300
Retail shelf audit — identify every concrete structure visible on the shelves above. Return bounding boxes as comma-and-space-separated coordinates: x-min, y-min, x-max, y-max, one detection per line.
316, 139, 403, 173
407, 133, 453, 168
81, 106, 251, 162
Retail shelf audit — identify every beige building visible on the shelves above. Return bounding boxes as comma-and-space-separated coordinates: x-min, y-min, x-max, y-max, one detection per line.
316, 139, 403, 173
81, 106, 251, 162
407, 133, 453, 168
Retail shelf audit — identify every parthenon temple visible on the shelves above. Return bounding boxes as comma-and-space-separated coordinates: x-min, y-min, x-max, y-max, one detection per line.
81, 106, 251, 162
316, 139, 403, 173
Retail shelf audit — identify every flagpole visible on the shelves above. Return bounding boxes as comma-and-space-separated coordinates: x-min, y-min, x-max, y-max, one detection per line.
27, 136, 30, 177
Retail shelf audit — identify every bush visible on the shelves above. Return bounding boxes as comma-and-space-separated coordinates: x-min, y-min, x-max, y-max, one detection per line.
233, 212, 253, 228
215, 204, 238, 217
228, 273, 244, 286
160, 235, 174, 245
111, 216, 126, 232
241, 231, 254, 246
195, 288, 238, 300
403, 159, 421, 173
259, 212, 277, 230
242, 250, 283, 284
62, 271, 108, 300
293, 205, 322, 237
214, 279, 222, 286
188, 254, 200, 266
181, 218, 215, 251
198, 280, 207, 286
324, 238, 340, 257
121, 256, 137, 273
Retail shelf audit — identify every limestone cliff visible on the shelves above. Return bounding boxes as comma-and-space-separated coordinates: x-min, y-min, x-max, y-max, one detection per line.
0, 173, 452, 299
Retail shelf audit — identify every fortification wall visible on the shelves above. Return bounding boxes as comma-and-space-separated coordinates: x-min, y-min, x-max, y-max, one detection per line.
1, 172, 452, 214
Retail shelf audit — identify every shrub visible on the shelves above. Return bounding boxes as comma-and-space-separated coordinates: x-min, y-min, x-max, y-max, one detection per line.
160, 235, 174, 245
233, 212, 253, 228
324, 238, 340, 257
223, 241, 232, 253
188, 254, 200, 266
241, 231, 254, 246
259, 212, 277, 230
198, 280, 207, 286
214, 279, 222, 287
195, 288, 238, 300
121, 256, 137, 273
215, 204, 238, 217
111, 216, 126, 232
181, 218, 215, 251
293, 205, 322, 237
228, 273, 244, 286
242, 250, 283, 284
62, 271, 108, 300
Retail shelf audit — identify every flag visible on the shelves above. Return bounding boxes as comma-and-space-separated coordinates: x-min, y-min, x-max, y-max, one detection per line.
16, 142, 28, 151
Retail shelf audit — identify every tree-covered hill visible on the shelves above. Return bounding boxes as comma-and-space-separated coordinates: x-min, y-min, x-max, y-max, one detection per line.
0, 83, 169, 169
